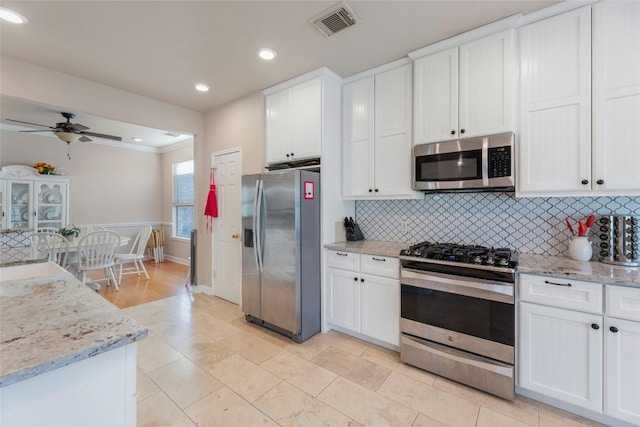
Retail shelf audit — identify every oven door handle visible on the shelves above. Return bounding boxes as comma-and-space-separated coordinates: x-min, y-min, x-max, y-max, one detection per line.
401, 268, 513, 303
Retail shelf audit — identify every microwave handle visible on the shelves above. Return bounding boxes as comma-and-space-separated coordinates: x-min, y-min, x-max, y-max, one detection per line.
482, 137, 489, 187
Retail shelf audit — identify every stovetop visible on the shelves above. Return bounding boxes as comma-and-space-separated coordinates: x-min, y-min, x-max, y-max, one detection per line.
400, 241, 518, 270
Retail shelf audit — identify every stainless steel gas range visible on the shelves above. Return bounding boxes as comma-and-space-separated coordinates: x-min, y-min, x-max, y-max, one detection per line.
399, 242, 517, 401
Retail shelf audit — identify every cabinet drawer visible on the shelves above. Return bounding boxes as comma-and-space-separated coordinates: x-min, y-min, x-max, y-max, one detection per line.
606, 286, 640, 322
361, 255, 399, 279
519, 274, 603, 314
326, 250, 360, 271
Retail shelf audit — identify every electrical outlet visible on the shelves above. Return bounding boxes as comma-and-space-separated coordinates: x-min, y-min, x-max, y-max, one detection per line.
400, 221, 408, 234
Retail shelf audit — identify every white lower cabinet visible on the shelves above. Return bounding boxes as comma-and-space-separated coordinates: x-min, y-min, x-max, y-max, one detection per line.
519, 273, 640, 424
519, 301, 603, 412
325, 249, 399, 347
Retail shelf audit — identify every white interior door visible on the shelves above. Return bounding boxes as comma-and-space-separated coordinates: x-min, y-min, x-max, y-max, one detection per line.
211, 148, 242, 304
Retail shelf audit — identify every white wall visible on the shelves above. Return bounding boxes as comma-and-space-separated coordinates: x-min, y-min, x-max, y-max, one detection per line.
1, 130, 162, 224
198, 91, 264, 287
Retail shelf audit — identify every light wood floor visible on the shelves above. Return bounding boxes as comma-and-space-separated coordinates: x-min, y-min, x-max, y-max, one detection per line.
90, 260, 190, 309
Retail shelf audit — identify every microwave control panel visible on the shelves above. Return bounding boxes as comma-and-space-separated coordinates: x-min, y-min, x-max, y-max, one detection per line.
488, 146, 511, 178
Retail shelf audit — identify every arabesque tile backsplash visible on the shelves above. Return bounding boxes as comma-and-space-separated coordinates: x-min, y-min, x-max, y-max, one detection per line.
355, 194, 640, 256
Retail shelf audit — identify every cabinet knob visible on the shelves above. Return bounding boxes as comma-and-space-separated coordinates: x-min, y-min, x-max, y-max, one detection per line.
460, 129, 465, 134
354, 277, 358, 281
581, 179, 589, 185
450, 130, 456, 135
368, 189, 373, 193
596, 179, 604, 185
360, 278, 364, 283
291, 153, 294, 156
374, 189, 379, 193
609, 326, 619, 333
591, 323, 600, 330
286, 154, 290, 158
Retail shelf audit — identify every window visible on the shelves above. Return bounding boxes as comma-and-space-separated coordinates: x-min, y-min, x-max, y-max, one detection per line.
173, 160, 194, 238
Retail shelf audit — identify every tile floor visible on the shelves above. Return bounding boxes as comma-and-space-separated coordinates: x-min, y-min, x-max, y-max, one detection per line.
126, 294, 606, 427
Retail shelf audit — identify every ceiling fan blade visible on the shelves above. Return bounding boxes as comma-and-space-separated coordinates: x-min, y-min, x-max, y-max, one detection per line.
18, 130, 54, 133
64, 123, 90, 132
80, 131, 122, 141
6, 118, 54, 128
78, 136, 92, 142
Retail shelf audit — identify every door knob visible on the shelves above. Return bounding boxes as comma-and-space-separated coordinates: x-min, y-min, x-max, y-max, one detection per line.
232, 234, 239, 239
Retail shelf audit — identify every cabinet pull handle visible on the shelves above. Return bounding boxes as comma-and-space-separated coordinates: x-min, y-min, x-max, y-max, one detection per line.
544, 280, 571, 287
336, 252, 348, 256
591, 323, 600, 330
609, 326, 619, 333
372, 257, 386, 262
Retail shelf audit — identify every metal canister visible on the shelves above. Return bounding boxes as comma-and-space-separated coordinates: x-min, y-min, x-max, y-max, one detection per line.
597, 215, 639, 267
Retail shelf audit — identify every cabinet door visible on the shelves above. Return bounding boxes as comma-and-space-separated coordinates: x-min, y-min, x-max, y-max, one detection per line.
592, 1, 640, 194
6, 180, 34, 229
35, 181, 68, 231
459, 29, 513, 138
605, 317, 640, 424
291, 78, 322, 160
374, 64, 413, 197
265, 89, 292, 164
519, 302, 602, 412
343, 77, 374, 198
413, 47, 458, 144
360, 273, 399, 346
518, 7, 592, 195
327, 267, 360, 332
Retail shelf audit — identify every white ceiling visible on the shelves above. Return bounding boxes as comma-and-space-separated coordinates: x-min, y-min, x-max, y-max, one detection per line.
0, 0, 560, 147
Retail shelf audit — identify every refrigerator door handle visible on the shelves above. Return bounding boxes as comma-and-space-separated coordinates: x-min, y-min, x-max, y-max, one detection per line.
255, 179, 264, 273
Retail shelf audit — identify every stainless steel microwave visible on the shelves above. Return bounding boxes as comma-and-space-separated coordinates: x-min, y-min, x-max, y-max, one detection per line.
413, 133, 515, 192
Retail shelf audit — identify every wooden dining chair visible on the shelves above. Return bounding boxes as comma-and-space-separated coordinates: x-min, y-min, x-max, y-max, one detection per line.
115, 225, 152, 283
31, 232, 69, 268
73, 230, 121, 291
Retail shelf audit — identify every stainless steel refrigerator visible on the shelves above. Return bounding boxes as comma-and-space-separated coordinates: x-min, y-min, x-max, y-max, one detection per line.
241, 169, 321, 342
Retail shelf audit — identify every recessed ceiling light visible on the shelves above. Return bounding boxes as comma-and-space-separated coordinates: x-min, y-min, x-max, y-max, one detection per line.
0, 7, 28, 24
132, 137, 142, 142
258, 48, 277, 61
194, 83, 210, 92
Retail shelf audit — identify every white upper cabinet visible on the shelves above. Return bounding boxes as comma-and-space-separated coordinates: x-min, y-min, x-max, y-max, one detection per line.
592, 0, 640, 194
518, 3, 640, 196
413, 29, 513, 145
343, 62, 414, 199
265, 76, 322, 165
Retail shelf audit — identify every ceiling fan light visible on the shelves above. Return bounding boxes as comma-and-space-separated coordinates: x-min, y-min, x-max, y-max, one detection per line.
55, 132, 81, 143
0, 7, 28, 24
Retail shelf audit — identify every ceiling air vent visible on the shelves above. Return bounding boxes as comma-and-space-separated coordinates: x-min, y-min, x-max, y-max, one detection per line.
163, 131, 181, 138
311, 2, 358, 37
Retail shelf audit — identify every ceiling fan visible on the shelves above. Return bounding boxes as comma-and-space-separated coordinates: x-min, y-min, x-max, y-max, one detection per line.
6, 112, 122, 159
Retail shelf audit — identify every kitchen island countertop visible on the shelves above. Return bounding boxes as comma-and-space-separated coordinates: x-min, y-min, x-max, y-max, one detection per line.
0, 265, 148, 388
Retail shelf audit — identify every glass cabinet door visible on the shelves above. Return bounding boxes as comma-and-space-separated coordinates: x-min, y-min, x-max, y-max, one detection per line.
8, 181, 33, 229
36, 182, 66, 230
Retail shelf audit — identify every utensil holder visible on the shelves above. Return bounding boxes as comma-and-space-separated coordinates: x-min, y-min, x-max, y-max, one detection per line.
569, 236, 593, 262
597, 215, 639, 267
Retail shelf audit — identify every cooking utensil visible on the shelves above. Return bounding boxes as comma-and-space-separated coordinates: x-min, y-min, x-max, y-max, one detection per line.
578, 221, 587, 237
585, 214, 596, 229
565, 218, 575, 236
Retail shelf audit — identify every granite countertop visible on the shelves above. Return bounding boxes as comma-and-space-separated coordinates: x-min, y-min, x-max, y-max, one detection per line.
518, 253, 639, 288
324, 240, 639, 288
0, 267, 148, 388
324, 240, 409, 258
